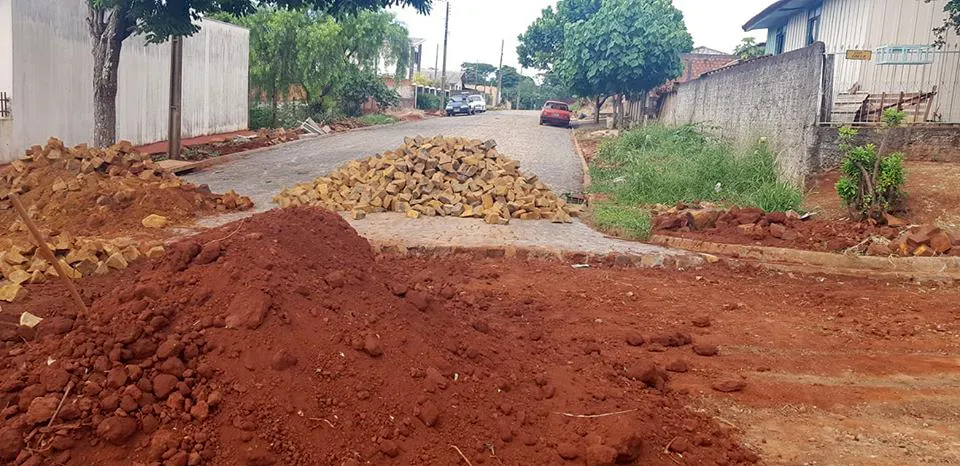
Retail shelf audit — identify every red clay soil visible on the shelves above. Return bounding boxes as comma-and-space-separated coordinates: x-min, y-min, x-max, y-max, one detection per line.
0, 208, 761, 466
653, 207, 900, 253
805, 161, 960, 233
134, 131, 257, 157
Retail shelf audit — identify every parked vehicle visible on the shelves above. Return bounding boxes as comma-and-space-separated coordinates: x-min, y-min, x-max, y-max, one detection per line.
540, 101, 572, 127
467, 94, 487, 113
446, 96, 473, 116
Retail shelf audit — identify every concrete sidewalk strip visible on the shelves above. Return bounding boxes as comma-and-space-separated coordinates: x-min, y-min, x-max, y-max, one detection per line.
349, 213, 703, 269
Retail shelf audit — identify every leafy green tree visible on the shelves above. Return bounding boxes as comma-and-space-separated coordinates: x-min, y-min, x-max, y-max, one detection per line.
516, 0, 601, 70
834, 109, 907, 221
85, 0, 431, 146
733, 37, 765, 60
460, 63, 497, 85
928, 0, 959, 47
559, 0, 692, 125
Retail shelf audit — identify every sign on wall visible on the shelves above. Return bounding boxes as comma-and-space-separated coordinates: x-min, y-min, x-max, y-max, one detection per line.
845, 50, 873, 61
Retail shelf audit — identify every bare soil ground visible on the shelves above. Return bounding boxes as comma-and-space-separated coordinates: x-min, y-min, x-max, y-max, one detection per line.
2, 208, 959, 465
805, 161, 960, 233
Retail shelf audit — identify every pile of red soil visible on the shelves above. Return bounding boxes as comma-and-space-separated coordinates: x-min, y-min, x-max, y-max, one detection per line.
0, 138, 252, 239
0, 208, 756, 465
653, 206, 899, 253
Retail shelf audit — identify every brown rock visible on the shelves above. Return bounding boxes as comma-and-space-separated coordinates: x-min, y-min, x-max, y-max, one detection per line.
106, 366, 129, 389
363, 334, 384, 357
405, 290, 429, 311
153, 374, 179, 399
189, 401, 210, 421
769, 223, 788, 239
625, 363, 669, 391
225, 289, 272, 330
865, 241, 892, 256
691, 316, 711, 328
651, 332, 691, 347
25, 396, 59, 424
557, 443, 580, 461
156, 339, 183, 360
712, 380, 747, 393
97, 416, 139, 445
193, 241, 223, 265
269, 350, 298, 370
379, 439, 400, 458
418, 401, 439, 427
884, 213, 906, 227
765, 212, 787, 224
668, 436, 692, 453
0, 426, 24, 461
913, 245, 936, 257
685, 209, 720, 231
244, 447, 277, 466
929, 231, 954, 254
666, 360, 689, 373
624, 333, 645, 347
585, 444, 618, 466
692, 344, 719, 357
159, 357, 186, 377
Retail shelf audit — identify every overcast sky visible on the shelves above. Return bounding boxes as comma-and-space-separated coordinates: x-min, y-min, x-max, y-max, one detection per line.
390, 0, 772, 76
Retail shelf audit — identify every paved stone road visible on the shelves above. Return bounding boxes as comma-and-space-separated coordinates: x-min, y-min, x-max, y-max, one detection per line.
186, 111, 583, 210
184, 111, 699, 268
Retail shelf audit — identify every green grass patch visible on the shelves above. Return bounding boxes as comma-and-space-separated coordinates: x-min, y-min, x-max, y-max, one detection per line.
587, 125, 802, 239
589, 201, 652, 240
358, 114, 399, 126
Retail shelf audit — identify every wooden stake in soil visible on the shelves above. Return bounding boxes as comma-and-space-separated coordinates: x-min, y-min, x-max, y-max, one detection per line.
9, 193, 89, 314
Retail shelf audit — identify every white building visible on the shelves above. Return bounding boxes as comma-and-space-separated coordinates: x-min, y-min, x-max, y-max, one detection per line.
0, 0, 249, 162
744, 0, 960, 123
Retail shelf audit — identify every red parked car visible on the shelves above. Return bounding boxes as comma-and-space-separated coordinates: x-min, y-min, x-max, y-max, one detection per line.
539, 101, 572, 128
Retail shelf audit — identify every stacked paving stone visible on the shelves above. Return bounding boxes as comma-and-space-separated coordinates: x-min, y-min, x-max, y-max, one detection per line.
0, 235, 164, 302
274, 136, 580, 224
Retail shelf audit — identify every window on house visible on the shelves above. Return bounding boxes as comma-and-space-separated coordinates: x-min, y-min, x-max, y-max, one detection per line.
806, 4, 823, 45
774, 26, 786, 55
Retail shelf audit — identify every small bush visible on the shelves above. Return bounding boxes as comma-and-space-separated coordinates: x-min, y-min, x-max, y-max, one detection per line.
834, 123, 906, 220
416, 93, 443, 111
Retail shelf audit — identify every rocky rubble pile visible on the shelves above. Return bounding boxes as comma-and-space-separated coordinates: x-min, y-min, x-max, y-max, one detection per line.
870, 224, 959, 257
274, 136, 580, 224
0, 137, 252, 237
0, 234, 164, 302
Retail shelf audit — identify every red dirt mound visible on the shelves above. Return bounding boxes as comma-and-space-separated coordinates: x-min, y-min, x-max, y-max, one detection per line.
0, 208, 756, 465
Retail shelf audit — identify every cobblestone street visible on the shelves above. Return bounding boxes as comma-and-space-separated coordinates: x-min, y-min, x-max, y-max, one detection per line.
186, 111, 691, 266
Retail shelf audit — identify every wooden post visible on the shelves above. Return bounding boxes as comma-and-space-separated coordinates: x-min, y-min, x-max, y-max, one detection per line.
923, 86, 937, 123
877, 93, 886, 123
9, 194, 89, 315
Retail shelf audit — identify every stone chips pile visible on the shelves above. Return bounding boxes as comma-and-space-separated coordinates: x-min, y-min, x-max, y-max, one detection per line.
0, 234, 164, 302
274, 136, 580, 224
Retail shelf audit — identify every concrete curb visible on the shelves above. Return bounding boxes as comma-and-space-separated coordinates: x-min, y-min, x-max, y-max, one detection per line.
368, 241, 705, 270
649, 234, 960, 282
162, 118, 426, 175
571, 131, 592, 190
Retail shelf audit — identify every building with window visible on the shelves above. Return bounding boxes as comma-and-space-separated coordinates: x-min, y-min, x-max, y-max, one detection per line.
743, 0, 959, 123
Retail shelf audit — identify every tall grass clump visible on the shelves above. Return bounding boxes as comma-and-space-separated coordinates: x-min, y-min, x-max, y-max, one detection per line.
590, 125, 802, 212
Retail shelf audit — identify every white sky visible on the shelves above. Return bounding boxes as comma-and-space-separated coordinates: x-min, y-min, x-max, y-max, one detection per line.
390, 0, 773, 76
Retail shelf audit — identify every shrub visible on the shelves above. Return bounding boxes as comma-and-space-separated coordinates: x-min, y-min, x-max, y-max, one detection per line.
416, 93, 443, 111
834, 110, 907, 220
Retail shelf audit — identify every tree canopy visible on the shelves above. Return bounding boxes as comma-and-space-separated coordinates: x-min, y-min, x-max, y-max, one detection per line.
460, 63, 498, 85
733, 37, 766, 60
559, 0, 692, 99
516, 0, 600, 70
88, 0, 431, 43
929, 0, 959, 47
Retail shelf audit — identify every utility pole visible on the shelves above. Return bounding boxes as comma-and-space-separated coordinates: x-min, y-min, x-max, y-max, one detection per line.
434, 44, 439, 82
440, 1, 450, 94
496, 39, 504, 105
516, 66, 523, 110
167, 36, 183, 161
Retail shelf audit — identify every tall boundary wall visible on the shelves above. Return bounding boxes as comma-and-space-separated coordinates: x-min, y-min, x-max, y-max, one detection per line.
659, 43, 829, 185
1, 0, 248, 163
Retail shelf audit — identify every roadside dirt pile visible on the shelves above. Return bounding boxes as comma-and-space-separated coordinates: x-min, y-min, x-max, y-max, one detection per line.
0, 234, 164, 302
275, 136, 580, 224
0, 207, 756, 466
0, 138, 253, 238
870, 223, 960, 257
179, 129, 300, 160
653, 205, 898, 253
654, 205, 960, 256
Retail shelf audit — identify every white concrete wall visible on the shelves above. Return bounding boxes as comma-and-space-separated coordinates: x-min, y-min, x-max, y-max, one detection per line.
4, 0, 248, 162
0, 0, 12, 98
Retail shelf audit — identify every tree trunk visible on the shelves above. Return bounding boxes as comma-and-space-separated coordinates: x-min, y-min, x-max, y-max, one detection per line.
88, 6, 131, 148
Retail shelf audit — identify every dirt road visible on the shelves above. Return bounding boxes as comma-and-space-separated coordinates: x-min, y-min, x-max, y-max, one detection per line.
184, 111, 583, 210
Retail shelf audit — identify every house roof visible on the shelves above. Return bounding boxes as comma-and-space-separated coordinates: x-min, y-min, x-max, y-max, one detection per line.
689, 46, 730, 55
742, 0, 820, 31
